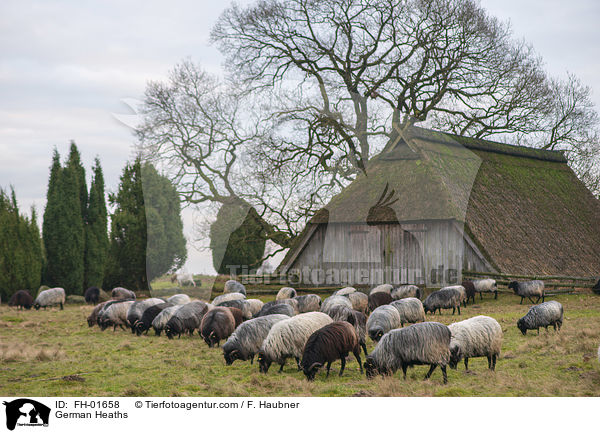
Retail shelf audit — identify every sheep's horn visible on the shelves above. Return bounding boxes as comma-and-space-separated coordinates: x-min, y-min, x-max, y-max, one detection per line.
309, 362, 322, 371
210, 331, 215, 337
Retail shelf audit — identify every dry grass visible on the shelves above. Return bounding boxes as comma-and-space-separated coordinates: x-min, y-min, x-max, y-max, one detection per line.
1, 292, 600, 396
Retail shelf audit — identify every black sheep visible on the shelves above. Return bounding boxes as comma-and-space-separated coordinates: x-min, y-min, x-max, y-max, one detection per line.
300, 321, 363, 380
84, 286, 101, 304
8, 290, 33, 310
368, 292, 392, 313
200, 307, 237, 347
165, 301, 208, 339
461, 281, 476, 304
135, 303, 171, 336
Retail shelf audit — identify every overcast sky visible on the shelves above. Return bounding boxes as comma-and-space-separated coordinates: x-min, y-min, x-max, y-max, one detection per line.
1, 0, 599, 275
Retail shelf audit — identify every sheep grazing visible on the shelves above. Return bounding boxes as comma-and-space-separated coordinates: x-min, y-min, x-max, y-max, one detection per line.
364, 321, 452, 384
473, 279, 498, 300
320, 295, 353, 315
259, 299, 299, 316
345, 291, 368, 314
256, 302, 295, 317
245, 299, 264, 317
332, 287, 354, 296
165, 301, 210, 339
441, 285, 467, 307
325, 305, 368, 357
34, 287, 66, 310
219, 299, 253, 320
167, 294, 191, 305
391, 285, 423, 301
448, 315, 503, 371
369, 284, 393, 296
258, 312, 333, 373
461, 281, 477, 304
301, 321, 363, 380
111, 287, 136, 300
135, 303, 171, 336
423, 288, 461, 315
223, 280, 246, 296
200, 306, 237, 347
389, 298, 426, 326
517, 301, 563, 335
212, 292, 246, 306
87, 301, 109, 327
176, 272, 196, 287
84, 286, 100, 304
295, 294, 321, 313
126, 298, 165, 332
152, 305, 183, 336
367, 305, 401, 342
222, 314, 289, 365
8, 290, 33, 310
509, 280, 545, 304
368, 292, 392, 313
276, 287, 297, 300
99, 300, 135, 331
227, 307, 244, 327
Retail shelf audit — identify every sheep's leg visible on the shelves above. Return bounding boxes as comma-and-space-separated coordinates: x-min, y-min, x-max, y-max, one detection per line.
326, 361, 332, 377
479, 292, 482, 300
424, 364, 437, 380
491, 355, 497, 371
452, 307, 455, 315
250, 355, 254, 365
487, 356, 492, 369
339, 356, 346, 376
278, 362, 285, 373
494, 291, 498, 300
464, 358, 469, 371
401, 364, 408, 380
520, 296, 524, 304
361, 343, 368, 358
295, 357, 301, 371
60, 302, 64, 310
441, 365, 448, 384
457, 305, 461, 315
537, 328, 540, 335
353, 348, 363, 374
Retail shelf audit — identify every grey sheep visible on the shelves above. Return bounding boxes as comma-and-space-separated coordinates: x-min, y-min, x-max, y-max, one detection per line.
366, 305, 401, 342
369, 284, 393, 296
245, 299, 264, 317
517, 301, 563, 335
127, 298, 165, 332
389, 298, 426, 326
448, 315, 502, 371
327, 305, 368, 357
212, 292, 246, 306
344, 291, 368, 314
321, 295, 353, 315
219, 299, 254, 320
441, 285, 467, 307
223, 280, 247, 296
34, 287, 65, 310
256, 302, 295, 317
152, 305, 183, 336
423, 288, 462, 315
364, 321, 452, 384
509, 280, 545, 304
473, 279, 498, 300
391, 285, 423, 301
99, 300, 135, 331
334, 287, 356, 296
200, 306, 237, 347
165, 301, 210, 339
295, 294, 321, 313
111, 287, 136, 300
167, 294, 191, 305
87, 301, 109, 327
222, 314, 289, 365
276, 287, 297, 300
258, 312, 333, 373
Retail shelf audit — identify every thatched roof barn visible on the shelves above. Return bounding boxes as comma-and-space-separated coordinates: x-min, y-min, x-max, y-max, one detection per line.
278, 127, 600, 287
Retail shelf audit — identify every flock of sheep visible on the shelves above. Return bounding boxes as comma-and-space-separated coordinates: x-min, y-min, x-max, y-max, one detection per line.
11, 277, 566, 384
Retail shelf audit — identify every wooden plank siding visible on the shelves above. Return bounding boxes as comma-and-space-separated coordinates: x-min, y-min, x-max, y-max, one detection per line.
285, 220, 493, 287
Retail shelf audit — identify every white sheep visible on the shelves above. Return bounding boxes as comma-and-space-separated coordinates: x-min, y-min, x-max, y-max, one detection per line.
34, 287, 65, 310
448, 315, 503, 371
389, 298, 425, 326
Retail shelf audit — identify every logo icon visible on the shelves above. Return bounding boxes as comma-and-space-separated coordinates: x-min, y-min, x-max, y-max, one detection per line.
3, 399, 50, 431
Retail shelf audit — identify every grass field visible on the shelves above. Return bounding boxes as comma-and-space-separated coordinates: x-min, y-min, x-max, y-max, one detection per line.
1, 291, 600, 397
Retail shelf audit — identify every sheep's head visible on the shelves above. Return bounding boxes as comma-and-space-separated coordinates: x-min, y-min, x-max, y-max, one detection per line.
508, 281, 519, 293
257, 351, 271, 373
202, 330, 219, 348
364, 357, 378, 379
303, 362, 322, 381
449, 345, 462, 369
165, 326, 175, 340
369, 329, 384, 342
34, 303, 40, 310
223, 348, 240, 365
134, 322, 145, 336
517, 318, 527, 335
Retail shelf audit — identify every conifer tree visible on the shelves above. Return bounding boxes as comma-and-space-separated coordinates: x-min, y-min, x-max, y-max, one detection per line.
84, 157, 108, 288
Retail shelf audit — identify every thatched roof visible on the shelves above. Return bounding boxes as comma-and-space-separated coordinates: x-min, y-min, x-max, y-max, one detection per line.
281, 127, 600, 276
